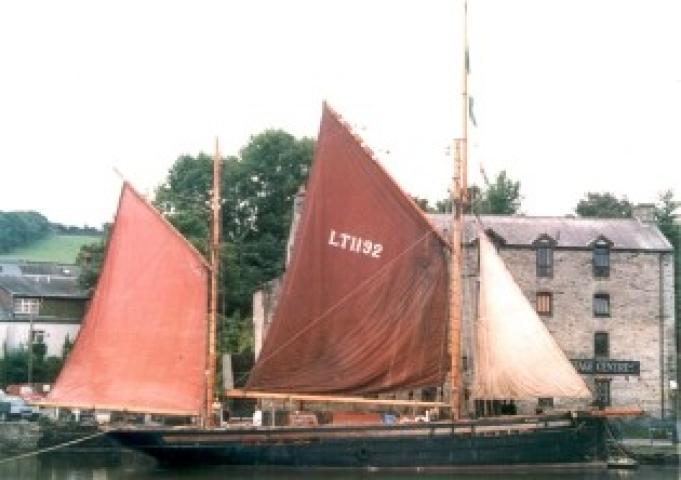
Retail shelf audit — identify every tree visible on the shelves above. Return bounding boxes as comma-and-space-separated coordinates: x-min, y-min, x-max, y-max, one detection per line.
435, 197, 452, 213
238, 130, 313, 242
653, 190, 681, 385
76, 224, 111, 290
654, 190, 680, 236
426, 172, 521, 215
411, 197, 434, 213
0, 211, 51, 253
62, 335, 73, 358
0, 345, 64, 384
575, 192, 633, 218
476, 171, 521, 215
155, 130, 314, 355
0, 349, 30, 385
51, 223, 102, 235
155, 153, 216, 252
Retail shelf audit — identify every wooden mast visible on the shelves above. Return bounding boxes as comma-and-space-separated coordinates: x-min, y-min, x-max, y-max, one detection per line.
449, 0, 469, 420
205, 138, 221, 427
461, 0, 468, 201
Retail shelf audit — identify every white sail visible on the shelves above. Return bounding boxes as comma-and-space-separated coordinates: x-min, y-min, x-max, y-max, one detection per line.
472, 228, 591, 400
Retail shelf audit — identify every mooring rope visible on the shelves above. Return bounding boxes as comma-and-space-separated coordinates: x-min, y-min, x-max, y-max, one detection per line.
0, 430, 106, 465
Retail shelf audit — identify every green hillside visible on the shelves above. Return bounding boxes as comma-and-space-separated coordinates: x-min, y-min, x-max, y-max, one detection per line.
0, 234, 101, 263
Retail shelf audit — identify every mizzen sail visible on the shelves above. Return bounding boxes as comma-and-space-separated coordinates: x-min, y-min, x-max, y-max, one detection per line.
472, 229, 591, 400
46, 184, 209, 415
246, 104, 449, 394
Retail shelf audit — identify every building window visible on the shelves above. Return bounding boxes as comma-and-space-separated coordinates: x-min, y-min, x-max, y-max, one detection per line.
594, 332, 609, 358
538, 397, 554, 409
536, 292, 553, 316
595, 379, 611, 407
593, 293, 611, 317
593, 243, 610, 278
13, 298, 40, 315
536, 244, 553, 277
31, 330, 45, 344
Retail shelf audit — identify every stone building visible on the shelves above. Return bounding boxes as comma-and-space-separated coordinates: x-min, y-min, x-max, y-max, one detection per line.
432, 207, 677, 419
254, 196, 678, 419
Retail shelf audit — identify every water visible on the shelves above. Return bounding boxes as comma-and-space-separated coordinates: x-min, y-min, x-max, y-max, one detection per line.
0, 454, 678, 480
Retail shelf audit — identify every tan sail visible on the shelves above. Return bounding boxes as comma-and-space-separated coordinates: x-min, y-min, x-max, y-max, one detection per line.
472, 228, 591, 400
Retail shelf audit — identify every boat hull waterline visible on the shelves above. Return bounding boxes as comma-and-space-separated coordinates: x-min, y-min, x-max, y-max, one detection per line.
108, 415, 605, 468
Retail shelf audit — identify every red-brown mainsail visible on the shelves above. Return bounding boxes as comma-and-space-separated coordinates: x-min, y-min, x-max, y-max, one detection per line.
46, 184, 209, 415
246, 104, 449, 394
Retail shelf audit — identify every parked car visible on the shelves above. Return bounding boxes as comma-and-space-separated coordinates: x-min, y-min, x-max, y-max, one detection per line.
3, 395, 39, 421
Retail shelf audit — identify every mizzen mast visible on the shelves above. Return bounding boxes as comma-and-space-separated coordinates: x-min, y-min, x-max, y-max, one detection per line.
205, 138, 222, 427
449, 0, 469, 420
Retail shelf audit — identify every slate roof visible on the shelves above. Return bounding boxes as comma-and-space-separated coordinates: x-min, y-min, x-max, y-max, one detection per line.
0, 263, 22, 276
0, 275, 89, 299
18, 263, 80, 277
0, 261, 80, 278
428, 214, 673, 251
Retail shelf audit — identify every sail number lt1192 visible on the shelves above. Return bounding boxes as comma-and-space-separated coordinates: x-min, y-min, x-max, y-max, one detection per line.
328, 229, 383, 259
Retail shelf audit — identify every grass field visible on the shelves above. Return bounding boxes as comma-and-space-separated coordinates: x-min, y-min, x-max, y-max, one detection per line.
0, 234, 101, 264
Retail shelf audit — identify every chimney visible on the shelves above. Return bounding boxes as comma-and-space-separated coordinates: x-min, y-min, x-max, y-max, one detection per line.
285, 185, 307, 267
632, 203, 656, 224
293, 184, 306, 216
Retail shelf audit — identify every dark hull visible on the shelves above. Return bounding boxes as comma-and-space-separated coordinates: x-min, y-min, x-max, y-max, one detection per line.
108, 414, 606, 469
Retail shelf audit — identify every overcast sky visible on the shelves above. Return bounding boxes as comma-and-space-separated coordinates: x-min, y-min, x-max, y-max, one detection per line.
1, 0, 679, 227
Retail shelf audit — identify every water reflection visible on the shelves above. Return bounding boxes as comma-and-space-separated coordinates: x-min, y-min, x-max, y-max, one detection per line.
130, 466, 680, 480
0, 454, 678, 480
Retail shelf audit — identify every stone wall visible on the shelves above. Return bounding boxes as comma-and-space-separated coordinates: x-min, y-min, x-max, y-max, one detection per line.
253, 278, 282, 360
0, 422, 40, 457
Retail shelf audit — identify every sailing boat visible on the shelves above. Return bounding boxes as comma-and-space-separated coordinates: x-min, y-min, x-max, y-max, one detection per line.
43, 102, 606, 468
